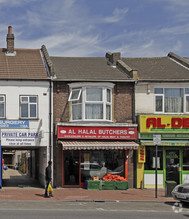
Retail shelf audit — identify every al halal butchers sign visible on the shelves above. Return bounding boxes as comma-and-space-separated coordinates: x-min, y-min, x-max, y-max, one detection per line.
57, 126, 137, 140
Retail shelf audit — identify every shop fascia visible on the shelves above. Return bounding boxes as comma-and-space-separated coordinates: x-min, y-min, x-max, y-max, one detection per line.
139, 115, 189, 145
57, 123, 137, 140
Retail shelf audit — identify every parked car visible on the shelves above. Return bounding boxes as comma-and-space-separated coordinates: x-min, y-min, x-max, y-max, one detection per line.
81, 162, 107, 180
172, 183, 189, 203
81, 162, 123, 180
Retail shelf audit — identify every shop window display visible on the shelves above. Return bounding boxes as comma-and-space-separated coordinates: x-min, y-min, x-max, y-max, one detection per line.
183, 148, 189, 171
81, 150, 124, 182
144, 147, 163, 170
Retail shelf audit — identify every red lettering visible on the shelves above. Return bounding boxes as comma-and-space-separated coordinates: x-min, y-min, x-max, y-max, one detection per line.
146, 118, 156, 128
157, 118, 166, 128
172, 118, 182, 128
183, 118, 189, 128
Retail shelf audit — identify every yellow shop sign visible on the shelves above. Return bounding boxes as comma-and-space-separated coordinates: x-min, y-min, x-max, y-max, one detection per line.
138, 146, 145, 163
139, 115, 189, 133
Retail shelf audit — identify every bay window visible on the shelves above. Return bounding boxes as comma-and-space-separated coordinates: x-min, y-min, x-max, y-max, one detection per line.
69, 83, 114, 121
155, 88, 189, 113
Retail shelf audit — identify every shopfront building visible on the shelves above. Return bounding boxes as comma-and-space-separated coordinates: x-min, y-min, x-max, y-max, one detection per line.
137, 115, 189, 188
57, 125, 138, 188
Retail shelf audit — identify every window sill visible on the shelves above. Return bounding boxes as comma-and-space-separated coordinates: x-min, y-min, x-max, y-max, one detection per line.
19, 118, 39, 120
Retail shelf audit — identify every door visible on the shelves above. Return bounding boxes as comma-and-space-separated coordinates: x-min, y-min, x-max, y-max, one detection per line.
166, 150, 180, 184
64, 151, 80, 186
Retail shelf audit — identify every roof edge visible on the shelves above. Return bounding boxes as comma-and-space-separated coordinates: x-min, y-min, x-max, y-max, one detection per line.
168, 52, 189, 69
41, 45, 55, 77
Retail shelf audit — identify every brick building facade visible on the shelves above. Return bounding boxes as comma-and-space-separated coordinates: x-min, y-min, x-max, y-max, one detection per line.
47, 52, 139, 188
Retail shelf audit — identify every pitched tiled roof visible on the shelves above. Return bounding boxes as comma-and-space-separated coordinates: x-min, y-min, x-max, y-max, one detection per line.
50, 56, 132, 81
121, 56, 189, 80
0, 48, 47, 79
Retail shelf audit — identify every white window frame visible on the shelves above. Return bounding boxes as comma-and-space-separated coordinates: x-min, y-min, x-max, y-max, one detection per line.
0, 95, 5, 118
68, 88, 82, 102
68, 83, 114, 121
20, 95, 38, 119
154, 87, 189, 114
185, 88, 189, 113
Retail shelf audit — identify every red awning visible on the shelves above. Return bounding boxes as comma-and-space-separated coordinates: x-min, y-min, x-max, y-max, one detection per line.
58, 140, 139, 150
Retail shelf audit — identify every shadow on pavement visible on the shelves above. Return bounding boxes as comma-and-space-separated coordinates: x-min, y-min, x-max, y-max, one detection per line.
2, 168, 42, 188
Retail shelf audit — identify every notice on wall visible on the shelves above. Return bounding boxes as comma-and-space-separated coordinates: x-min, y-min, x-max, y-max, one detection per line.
152, 157, 160, 169
1, 129, 40, 146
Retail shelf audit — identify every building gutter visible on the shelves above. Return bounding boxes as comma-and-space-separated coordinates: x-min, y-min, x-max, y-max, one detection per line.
52, 79, 136, 82
137, 79, 189, 83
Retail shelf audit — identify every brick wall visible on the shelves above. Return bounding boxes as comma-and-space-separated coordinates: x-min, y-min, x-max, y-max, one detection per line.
53, 82, 70, 123
114, 82, 134, 123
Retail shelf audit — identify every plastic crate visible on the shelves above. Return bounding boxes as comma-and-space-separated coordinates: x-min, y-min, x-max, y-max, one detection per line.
102, 181, 115, 190
114, 181, 129, 190
86, 180, 100, 190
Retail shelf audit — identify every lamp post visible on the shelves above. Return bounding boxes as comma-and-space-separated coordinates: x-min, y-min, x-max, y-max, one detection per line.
153, 134, 161, 199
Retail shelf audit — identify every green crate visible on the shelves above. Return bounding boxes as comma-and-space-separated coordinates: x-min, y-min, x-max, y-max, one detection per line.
114, 181, 129, 190
102, 181, 115, 190
86, 180, 100, 190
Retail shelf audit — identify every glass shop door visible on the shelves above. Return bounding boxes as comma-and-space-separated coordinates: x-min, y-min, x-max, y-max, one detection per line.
166, 150, 180, 184
64, 151, 80, 186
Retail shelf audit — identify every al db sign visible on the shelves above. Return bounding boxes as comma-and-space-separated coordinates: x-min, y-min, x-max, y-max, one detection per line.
58, 126, 137, 140
140, 115, 189, 133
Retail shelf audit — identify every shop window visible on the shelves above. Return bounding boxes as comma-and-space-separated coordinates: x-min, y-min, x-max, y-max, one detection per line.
80, 150, 124, 182
20, 95, 38, 119
68, 83, 114, 121
0, 95, 5, 118
154, 88, 189, 113
183, 148, 189, 171
144, 147, 163, 170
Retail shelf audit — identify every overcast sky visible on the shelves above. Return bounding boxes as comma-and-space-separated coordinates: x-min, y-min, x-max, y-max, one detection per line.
0, 0, 189, 57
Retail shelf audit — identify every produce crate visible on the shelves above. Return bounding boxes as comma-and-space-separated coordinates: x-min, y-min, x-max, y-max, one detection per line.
101, 181, 115, 190
114, 181, 129, 190
85, 180, 100, 190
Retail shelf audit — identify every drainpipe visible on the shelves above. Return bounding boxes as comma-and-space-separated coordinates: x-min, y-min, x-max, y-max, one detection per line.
49, 79, 52, 161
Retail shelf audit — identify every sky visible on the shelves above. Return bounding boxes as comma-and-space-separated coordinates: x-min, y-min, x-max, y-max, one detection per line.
0, 0, 189, 58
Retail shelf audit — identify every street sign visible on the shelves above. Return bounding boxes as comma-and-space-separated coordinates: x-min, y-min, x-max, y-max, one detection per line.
153, 134, 161, 145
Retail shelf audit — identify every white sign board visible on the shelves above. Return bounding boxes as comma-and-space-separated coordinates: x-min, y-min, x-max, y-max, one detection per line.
1, 129, 40, 146
153, 134, 161, 145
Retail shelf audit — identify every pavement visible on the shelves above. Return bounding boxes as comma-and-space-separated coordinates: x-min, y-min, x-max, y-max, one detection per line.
1, 168, 176, 202
0, 187, 175, 202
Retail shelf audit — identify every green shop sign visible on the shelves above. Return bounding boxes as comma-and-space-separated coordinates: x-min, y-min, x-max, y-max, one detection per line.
140, 133, 189, 139
141, 140, 189, 146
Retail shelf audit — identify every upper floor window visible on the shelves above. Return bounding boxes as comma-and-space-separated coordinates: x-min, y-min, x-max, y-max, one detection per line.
68, 83, 114, 121
0, 95, 5, 118
155, 88, 189, 113
20, 96, 38, 119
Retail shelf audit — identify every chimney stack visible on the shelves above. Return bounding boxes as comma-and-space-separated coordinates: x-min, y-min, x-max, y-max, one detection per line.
6, 26, 14, 53
106, 52, 121, 65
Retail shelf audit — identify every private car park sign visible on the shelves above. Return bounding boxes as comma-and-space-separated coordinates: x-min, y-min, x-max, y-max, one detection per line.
1, 130, 40, 146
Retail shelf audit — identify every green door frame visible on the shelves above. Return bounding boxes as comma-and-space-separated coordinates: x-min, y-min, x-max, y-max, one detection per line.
163, 147, 183, 187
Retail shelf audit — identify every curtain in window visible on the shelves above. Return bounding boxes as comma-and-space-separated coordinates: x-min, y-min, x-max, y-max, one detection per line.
186, 96, 189, 112
85, 104, 103, 119
165, 88, 183, 113
72, 104, 82, 120
155, 96, 162, 112
86, 88, 102, 101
